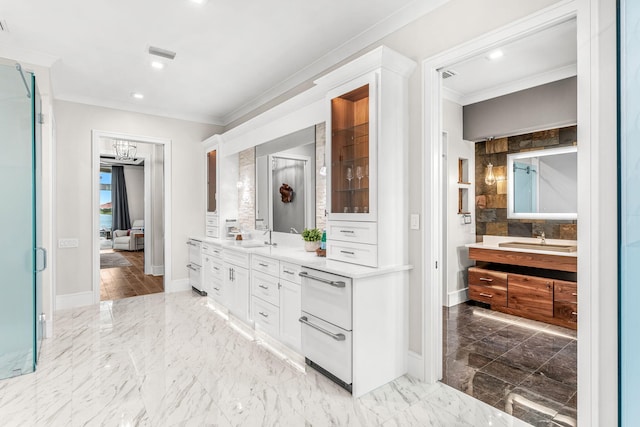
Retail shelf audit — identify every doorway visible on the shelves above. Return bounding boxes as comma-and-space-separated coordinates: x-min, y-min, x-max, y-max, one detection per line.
91, 130, 173, 304
422, 6, 584, 426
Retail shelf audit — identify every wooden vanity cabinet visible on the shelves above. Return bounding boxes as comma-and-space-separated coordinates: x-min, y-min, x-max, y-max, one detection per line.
553, 280, 578, 326
507, 274, 554, 318
468, 268, 507, 307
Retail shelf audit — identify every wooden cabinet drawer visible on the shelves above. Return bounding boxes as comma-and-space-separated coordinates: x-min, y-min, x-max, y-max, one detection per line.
468, 267, 508, 288
554, 280, 577, 303
554, 301, 578, 323
251, 270, 280, 307
508, 273, 554, 318
327, 220, 377, 245
468, 283, 507, 307
252, 254, 279, 277
280, 262, 302, 285
252, 296, 280, 338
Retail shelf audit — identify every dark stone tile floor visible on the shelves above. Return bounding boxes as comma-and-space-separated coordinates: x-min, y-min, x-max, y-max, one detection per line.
442, 302, 577, 427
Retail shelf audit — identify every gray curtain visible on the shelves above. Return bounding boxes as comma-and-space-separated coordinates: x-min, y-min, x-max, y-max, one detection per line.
111, 166, 131, 231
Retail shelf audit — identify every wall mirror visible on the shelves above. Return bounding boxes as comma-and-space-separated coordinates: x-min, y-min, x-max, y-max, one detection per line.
255, 126, 316, 233
507, 145, 577, 219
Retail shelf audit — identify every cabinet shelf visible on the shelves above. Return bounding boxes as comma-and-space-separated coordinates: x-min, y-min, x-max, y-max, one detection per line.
333, 187, 370, 193
332, 122, 370, 138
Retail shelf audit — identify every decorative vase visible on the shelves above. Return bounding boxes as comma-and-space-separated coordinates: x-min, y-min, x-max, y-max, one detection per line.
304, 241, 321, 252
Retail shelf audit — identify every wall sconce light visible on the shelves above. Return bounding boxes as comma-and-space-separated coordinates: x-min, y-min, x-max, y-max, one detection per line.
485, 163, 496, 185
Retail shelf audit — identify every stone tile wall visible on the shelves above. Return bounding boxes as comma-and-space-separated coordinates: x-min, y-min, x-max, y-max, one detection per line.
475, 126, 578, 241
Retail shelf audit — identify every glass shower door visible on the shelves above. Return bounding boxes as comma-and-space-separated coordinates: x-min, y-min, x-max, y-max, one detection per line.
0, 63, 36, 379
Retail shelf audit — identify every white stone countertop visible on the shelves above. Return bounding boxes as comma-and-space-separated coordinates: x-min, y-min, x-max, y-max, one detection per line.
189, 235, 412, 279
466, 235, 578, 257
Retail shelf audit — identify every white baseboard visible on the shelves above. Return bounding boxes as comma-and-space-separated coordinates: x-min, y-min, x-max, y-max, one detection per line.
166, 278, 190, 293
407, 350, 424, 380
151, 265, 164, 276
56, 291, 94, 311
446, 288, 468, 307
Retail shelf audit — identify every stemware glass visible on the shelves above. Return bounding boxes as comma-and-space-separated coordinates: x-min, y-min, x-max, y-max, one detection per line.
356, 166, 363, 189
346, 167, 353, 190
365, 164, 369, 186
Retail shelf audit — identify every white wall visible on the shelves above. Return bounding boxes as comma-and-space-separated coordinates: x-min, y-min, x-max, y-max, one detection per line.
443, 99, 476, 307
55, 100, 220, 297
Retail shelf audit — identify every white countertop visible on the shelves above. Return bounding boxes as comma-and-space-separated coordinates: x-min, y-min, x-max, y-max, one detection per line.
190, 236, 412, 279
466, 235, 578, 257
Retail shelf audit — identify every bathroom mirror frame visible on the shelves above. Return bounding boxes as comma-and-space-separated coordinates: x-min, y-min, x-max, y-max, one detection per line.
507, 145, 578, 220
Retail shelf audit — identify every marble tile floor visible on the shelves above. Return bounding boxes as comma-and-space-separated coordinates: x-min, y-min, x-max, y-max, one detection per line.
442, 302, 578, 427
0, 291, 533, 427
100, 250, 164, 301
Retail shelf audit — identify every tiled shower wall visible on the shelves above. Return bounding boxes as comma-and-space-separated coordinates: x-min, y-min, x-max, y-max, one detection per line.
474, 125, 578, 241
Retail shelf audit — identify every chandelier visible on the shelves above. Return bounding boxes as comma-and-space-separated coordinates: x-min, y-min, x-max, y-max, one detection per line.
113, 139, 137, 161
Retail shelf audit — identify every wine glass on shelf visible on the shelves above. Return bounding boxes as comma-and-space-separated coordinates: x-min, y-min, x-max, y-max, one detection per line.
364, 164, 369, 187
356, 166, 363, 189
346, 167, 353, 190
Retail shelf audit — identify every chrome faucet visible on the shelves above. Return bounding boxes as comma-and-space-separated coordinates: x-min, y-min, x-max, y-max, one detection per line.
290, 227, 299, 234
538, 231, 546, 245
263, 229, 277, 247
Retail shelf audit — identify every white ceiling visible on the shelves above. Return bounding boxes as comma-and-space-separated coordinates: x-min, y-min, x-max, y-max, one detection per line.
442, 18, 577, 106
0, 0, 447, 125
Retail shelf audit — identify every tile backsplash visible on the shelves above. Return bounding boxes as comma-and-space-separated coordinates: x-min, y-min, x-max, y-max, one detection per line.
474, 125, 578, 241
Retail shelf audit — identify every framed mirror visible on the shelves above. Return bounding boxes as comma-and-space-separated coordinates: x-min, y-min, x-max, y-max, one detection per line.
507, 145, 577, 219
255, 126, 316, 233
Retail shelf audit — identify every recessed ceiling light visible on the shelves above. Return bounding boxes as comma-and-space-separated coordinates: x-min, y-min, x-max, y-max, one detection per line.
487, 50, 504, 60
131, 92, 144, 99
151, 61, 164, 70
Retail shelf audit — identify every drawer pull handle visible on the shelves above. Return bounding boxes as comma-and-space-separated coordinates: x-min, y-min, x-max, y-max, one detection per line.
340, 230, 355, 234
283, 269, 294, 275
299, 316, 345, 341
479, 277, 493, 282
258, 284, 269, 290
186, 264, 199, 271
258, 263, 269, 267
213, 267, 220, 271
299, 271, 346, 288
479, 292, 493, 298
259, 311, 269, 318
571, 312, 578, 316
571, 292, 578, 296
213, 287, 220, 291
340, 250, 355, 255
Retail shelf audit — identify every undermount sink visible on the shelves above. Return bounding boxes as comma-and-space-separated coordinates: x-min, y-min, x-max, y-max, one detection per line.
498, 241, 577, 252
235, 241, 268, 249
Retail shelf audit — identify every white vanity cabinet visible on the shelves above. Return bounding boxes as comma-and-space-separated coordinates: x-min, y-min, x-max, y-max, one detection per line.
202, 242, 224, 303
319, 47, 416, 268
222, 248, 250, 323
251, 254, 302, 351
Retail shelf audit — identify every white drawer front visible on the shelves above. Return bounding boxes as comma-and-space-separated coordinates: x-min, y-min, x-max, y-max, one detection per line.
252, 296, 280, 338
251, 271, 280, 307
326, 240, 378, 268
187, 239, 202, 265
206, 259, 223, 280
327, 220, 377, 245
252, 254, 280, 277
222, 248, 250, 268
202, 243, 222, 258
205, 226, 219, 239
300, 312, 352, 384
280, 262, 302, 285
188, 263, 202, 290
210, 278, 225, 303
300, 268, 352, 331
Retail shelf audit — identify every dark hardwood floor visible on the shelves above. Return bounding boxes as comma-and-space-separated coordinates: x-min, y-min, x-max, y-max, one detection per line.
100, 249, 164, 301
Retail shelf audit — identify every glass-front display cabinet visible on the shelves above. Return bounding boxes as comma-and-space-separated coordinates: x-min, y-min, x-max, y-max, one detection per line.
205, 147, 219, 238
328, 77, 376, 221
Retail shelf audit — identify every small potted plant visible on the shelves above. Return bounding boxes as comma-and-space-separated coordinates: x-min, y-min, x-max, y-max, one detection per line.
301, 228, 322, 252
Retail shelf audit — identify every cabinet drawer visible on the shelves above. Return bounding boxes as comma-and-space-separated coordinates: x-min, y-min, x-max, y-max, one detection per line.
251, 270, 280, 307
202, 243, 222, 257
210, 279, 225, 304
280, 262, 302, 285
468, 267, 507, 288
205, 226, 219, 239
327, 220, 377, 245
468, 283, 507, 307
252, 296, 280, 338
508, 274, 554, 318
252, 254, 280, 277
206, 258, 223, 280
554, 301, 578, 323
326, 240, 377, 267
554, 280, 577, 303
222, 248, 250, 268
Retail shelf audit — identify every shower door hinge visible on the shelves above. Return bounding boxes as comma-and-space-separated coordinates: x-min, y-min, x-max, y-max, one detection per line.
37, 113, 45, 124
